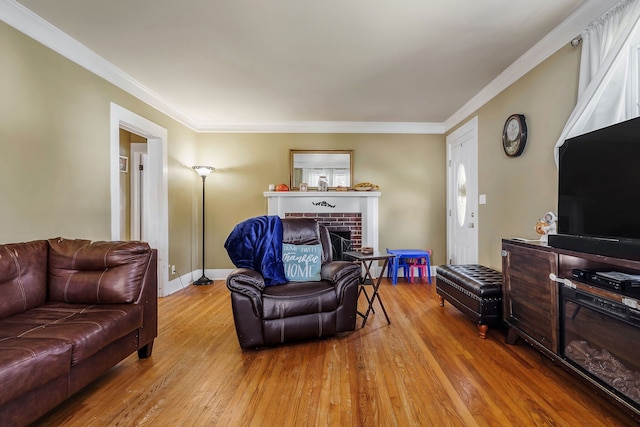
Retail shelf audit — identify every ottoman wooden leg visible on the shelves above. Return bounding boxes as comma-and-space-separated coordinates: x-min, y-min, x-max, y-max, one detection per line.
438, 295, 445, 307
478, 324, 488, 339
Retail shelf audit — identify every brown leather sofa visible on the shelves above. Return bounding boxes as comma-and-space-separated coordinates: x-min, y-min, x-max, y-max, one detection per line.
226, 218, 361, 349
0, 238, 157, 426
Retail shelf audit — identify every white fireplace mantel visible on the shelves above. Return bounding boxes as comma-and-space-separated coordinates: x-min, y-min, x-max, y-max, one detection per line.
264, 191, 381, 249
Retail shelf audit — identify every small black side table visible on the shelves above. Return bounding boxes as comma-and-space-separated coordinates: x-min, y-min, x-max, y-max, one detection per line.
344, 251, 393, 327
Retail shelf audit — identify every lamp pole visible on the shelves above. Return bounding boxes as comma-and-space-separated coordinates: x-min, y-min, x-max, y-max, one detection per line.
192, 166, 215, 285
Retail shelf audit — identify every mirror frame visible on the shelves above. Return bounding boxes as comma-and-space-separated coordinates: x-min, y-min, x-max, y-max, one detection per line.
289, 149, 354, 190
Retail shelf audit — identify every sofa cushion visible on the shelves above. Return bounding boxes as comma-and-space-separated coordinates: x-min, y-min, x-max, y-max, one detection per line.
282, 243, 322, 282
0, 240, 48, 320
0, 337, 72, 406
47, 238, 152, 304
262, 281, 338, 320
0, 302, 143, 365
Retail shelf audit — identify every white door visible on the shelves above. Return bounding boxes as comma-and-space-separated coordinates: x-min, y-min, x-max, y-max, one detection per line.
130, 144, 150, 241
447, 116, 479, 264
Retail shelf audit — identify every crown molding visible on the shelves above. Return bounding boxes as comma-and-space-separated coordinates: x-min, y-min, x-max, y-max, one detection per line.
5, 0, 616, 135
443, 0, 620, 132
195, 121, 444, 134
1, 0, 443, 135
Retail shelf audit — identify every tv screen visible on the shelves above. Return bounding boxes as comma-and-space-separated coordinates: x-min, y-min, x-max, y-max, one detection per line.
558, 116, 640, 242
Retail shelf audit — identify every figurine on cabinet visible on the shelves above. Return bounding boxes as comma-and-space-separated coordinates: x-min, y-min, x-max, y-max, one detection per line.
535, 211, 557, 243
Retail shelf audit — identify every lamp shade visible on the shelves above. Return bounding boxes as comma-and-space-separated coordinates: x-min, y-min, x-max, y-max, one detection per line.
192, 165, 215, 177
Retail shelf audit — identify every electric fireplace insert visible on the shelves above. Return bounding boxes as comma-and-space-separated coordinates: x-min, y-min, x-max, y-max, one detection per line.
560, 285, 640, 411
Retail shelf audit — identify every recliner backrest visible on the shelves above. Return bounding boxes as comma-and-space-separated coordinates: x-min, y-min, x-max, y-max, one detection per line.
282, 218, 333, 263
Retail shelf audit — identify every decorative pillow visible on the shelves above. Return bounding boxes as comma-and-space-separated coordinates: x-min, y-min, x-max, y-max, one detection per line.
282, 243, 322, 282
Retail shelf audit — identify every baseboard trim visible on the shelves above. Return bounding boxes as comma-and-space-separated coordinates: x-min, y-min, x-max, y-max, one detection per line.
163, 266, 438, 296
164, 269, 234, 296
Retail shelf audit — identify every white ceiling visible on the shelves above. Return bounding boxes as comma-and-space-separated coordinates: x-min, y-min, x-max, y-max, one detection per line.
7, 0, 619, 131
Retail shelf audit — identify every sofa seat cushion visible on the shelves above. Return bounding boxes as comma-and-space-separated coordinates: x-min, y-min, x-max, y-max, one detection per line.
262, 281, 337, 320
0, 337, 72, 406
0, 302, 143, 365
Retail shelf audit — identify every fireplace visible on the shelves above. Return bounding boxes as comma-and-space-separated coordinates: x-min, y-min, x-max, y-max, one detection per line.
264, 191, 380, 250
328, 230, 353, 261
285, 212, 360, 249
560, 285, 640, 411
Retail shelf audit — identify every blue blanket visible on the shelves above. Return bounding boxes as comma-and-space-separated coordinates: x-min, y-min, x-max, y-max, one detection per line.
224, 215, 287, 286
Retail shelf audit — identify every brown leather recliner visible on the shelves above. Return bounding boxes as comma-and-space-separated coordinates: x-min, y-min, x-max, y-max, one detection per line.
226, 218, 361, 349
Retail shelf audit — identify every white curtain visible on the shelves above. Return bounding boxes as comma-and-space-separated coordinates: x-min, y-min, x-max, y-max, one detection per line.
301, 169, 349, 187
554, 0, 640, 165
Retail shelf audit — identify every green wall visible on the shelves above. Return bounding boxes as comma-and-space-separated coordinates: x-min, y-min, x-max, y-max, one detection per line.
2, 16, 584, 280
0, 21, 199, 280
197, 133, 446, 269
0, 21, 447, 280
447, 44, 581, 270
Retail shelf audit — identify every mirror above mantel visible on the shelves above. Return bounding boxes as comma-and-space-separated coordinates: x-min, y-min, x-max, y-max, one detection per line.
290, 150, 353, 190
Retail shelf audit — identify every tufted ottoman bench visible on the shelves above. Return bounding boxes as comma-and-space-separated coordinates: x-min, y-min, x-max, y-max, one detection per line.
435, 264, 503, 338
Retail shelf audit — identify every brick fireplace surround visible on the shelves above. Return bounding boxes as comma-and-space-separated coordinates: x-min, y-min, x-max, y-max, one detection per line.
264, 191, 381, 251
285, 212, 362, 250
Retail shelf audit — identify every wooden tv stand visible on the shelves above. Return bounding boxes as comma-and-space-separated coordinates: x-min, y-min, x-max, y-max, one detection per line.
502, 239, 640, 420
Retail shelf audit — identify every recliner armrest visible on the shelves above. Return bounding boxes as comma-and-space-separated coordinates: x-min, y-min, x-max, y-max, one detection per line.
322, 261, 361, 301
226, 268, 265, 294
226, 268, 265, 319
321, 261, 359, 282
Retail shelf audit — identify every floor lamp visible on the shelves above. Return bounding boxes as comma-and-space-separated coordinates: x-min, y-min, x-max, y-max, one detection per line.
192, 166, 215, 285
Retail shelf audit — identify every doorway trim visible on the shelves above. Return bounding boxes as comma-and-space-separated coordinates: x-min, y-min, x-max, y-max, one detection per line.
110, 102, 169, 296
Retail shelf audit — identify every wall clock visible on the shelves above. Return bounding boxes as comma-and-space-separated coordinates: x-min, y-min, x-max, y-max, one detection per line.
502, 114, 527, 157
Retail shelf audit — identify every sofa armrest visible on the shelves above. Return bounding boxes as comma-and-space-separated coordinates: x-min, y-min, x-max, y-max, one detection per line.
136, 249, 158, 356
322, 261, 361, 301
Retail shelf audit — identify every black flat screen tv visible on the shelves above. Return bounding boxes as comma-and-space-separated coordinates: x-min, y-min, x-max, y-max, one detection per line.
549, 116, 640, 260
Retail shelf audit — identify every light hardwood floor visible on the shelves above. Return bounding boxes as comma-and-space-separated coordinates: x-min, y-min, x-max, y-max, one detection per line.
34, 278, 638, 426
